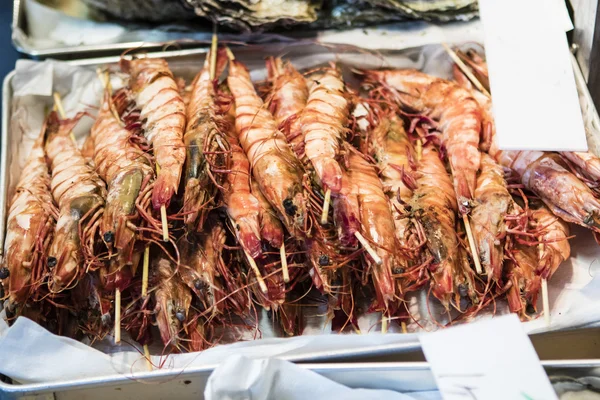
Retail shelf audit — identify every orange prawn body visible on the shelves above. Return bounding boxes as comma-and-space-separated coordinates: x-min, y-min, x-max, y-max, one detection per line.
563, 151, 600, 182
153, 256, 192, 349
227, 59, 306, 237
498, 150, 600, 230
267, 57, 309, 161
346, 146, 400, 308
122, 58, 186, 210
470, 154, 513, 283
223, 130, 263, 258
300, 66, 350, 193
2, 129, 55, 307
179, 222, 226, 315
45, 113, 107, 293
410, 144, 476, 309
369, 114, 416, 247
183, 49, 228, 229
364, 69, 482, 214
90, 91, 154, 258
531, 204, 570, 280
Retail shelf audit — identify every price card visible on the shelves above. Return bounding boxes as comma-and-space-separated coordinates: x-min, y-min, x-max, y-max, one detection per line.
478, 0, 586, 151
420, 314, 557, 400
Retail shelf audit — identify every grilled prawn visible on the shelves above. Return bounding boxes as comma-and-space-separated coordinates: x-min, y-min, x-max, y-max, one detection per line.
346, 145, 402, 309
121, 58, 186, 210
368, 113, 417, 247
153, 255, 192, 348
45, 112, 106, 292
497, 150, 600, 231
227, 58, 306, 236
300, 65, 350, 193
267, 56, 309, 161
410, 144, 476, 309
179, 222, 226, 315
2, 127, 55, 307
90, 89, 154, 263
364, 69, 482, 214
183, 49, 229, 229
470, 154, 514, 283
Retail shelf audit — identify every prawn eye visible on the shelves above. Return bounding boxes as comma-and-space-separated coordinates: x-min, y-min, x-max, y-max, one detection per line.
393, 267, 404, 274
282, 198, 297, 216
194, 279, 207, 291
0, 267, 9, 280
318, 255, 330, 266
526, 303, 536, 315
459, 296, 471, 311
48, 257, 57, 268
458, 283, 468, 297
175, 310, 186, 322
104, 231, 114, 243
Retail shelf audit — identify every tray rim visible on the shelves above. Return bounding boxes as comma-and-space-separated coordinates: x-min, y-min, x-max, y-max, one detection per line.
2, 360, 600, 395
2, 44, 600, 395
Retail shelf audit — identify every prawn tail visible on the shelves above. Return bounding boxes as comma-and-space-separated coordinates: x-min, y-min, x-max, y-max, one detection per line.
452, 171, 475, 214
430, 262, 453, 310
317, 158, 343, 193
236, 218, 263, 259
152, 174, 177, 210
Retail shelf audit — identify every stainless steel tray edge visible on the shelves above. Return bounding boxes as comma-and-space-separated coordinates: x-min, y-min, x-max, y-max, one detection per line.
3, 45, 600, 398
11, 0, 210, 59
2, 361, 600, 399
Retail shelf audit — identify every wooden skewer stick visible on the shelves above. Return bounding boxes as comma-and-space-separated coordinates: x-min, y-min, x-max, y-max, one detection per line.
141, 246, 152, 370
52, 92, 77, 143
381, 314, 388, 334
441, 43, 491, 97
245, 249, 268, 293
401, 321, 408, 334
355, 231, 382, 265
280, 244, 290, 283
225, 46, 235, 61
160, 205, 169, 242
114, 288, 121, 344
542, 278, 550, 327
209, 26, 218, 80
463, 215, 483, 275
321, 188, 331, 225
416, 139, 422, 161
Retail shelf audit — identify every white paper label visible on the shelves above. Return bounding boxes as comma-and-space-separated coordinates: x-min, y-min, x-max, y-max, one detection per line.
479, 0, 586, 151
420, 314, 557, 400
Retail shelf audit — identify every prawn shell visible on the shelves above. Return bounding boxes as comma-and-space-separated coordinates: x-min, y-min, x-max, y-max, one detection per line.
3, 131, 55, 306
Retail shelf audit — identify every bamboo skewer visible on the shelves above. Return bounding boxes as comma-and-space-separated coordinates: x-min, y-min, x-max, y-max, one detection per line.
542, 278, 550, 327
441, 43, 491, 97
401, 321, 408, 334
381, 314, 388, 334
416, 139, 422, 161
141, 246, 152, 370
245, 249, 268, 293
321, 188, 331, 225
355, 231, 382, 265
114, 288, 121, 343
463, 215, 483, 275
280, 244, 289, 283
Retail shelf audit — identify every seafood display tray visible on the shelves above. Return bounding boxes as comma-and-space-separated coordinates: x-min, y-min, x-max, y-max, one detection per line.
2, 359, 600, 399
11, 0, 211, 58
2, 44, 600, 397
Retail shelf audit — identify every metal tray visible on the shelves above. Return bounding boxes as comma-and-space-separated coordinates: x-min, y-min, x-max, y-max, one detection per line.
11, 0, 212, 59
2, 359, 600, 400
3, 44, 600, 398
